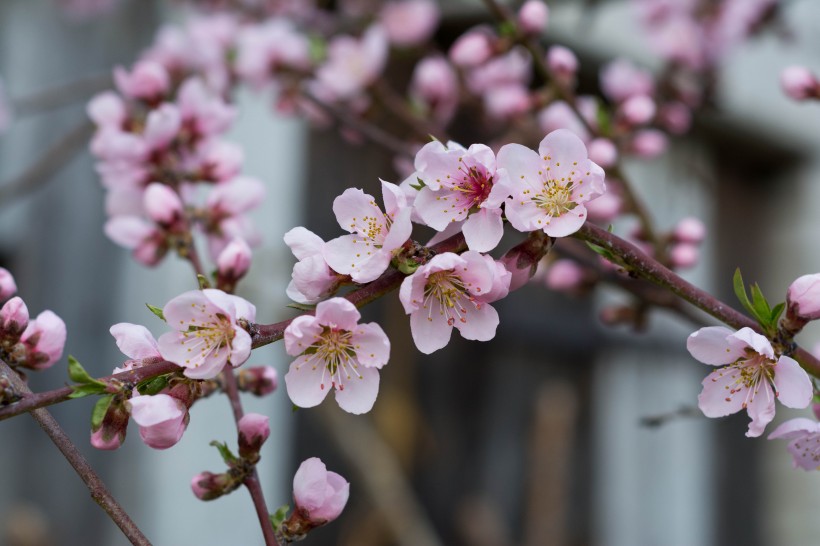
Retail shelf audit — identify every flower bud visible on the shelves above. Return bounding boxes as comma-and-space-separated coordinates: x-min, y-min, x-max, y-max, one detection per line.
499, 231, 552, 291
629, 129, 667, 157
545, 259, 587, 292
669, 243, 699, 269
217, 237, 252, 291
449, 29, 493, 67
546, 46, 578, 85
518, 0, 549, 35
91, 396, 131, 451
18, 310, 66, 370
380, 0, 439, 47
0, 297, 29, 342
238, 413, 270, 461
191, 471, 235, 501
781, 66, 819, 101
619, 94, 656, 126
127, 393, 188, 450
237, 366, 279, 396
673, 217, 706, 244
280, 457, 350, 540
787, 274, 820, 321
113, 60, 170, 102
144, 183, 184, 226
587, 138, 618, 168
0, 267, 16, 302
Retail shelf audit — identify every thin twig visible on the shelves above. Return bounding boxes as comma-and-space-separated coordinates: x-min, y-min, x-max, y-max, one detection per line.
0, 359, 151, 546
0, 120, 95, 206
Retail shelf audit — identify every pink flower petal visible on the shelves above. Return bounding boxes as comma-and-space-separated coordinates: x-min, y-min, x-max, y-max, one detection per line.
697, 366, 747, 418
110, 323, 160, 360
462, 208, 504, 252
315, 298, 361, 331
454, 301, 499, 342
351, 323, 390, 368
284, 315, 322, 356
285, 354, 332, 409
773, 356, 812, 409
745, 380, 776, 438
333, 364, 380, 414
409, 306, 453, 354
686, 326, 746, 365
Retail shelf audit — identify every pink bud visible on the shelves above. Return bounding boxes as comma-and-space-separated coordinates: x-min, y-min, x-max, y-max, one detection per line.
191, 471, 233, 501
518, 0, 549, 35
409, 56, 458, 122
673, 217, 706, 244
237, 366, 279, 396
0, 297, 29, 341
669, 243, 699, 269
128, 393, 188, 450
781, 66, 819, 101
292, 457, 349, 524
658, 102, 691, 134
629, 129, 667, 157
449, 28, 493, 67
587, 138, 618, 168
546, 46, 578, 84
238, 413, 270, 460
380, 0, 439, 47
143, 183, 184, 226
90, 398, 130, 451
545, 259, 586, 292
217, 237, 252, 284
484, 84, 531, 119
619, 95, 656, 126
91, 428, 124, 450
113, 60, 170, 102
87, 91, 126, 129
585, 191, 622, 223
19, 310, 67, 370
0, 267, 16, 301
788, 274, 820, 321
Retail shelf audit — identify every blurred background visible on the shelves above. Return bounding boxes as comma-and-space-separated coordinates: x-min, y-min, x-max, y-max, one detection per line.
2, 0, 820, 545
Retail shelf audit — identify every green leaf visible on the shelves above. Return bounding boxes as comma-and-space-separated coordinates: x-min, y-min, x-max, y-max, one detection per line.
68, 383, 108, 399
139, 375, 169, 396
91, 395, 114, 430
749, 283, 772, 321
770, 302, 786, 324
585, 241, 618, 263
286, 302, 316, 312
732, 268, 757, 317
210, 440, 238, 464
68, 356, 106, 387
269, 504, 291, 530
146, 303, 165, 321
197, 274, 211, 290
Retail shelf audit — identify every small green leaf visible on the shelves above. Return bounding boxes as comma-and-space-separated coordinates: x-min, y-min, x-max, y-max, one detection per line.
409, 177, 426, 191
498, 20, 517, 37
770, 302, 786, 325
269, 504, 291, 530
286, 302, 316, 312
750, 283, 772, 321
732, 268, 756, 317
91, 395, 114, 430
197, 274, 211, 290
68, 383, 108, 399
68, 356, 106, 387
139, 375, 169, 396
210, 440, 238, 464
585, 241, 618, 263
596, 102, 612, 136
146, 303, 165, 321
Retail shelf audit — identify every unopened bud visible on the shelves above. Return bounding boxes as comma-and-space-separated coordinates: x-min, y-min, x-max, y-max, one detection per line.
673, 217, 706, 244
237, 366, 278, 397
499, 231, 553, 291
217, 237, 252, 292
781, 66, 820, 101
449, 29, 493, 67
787, 273, 820, 322
518, 0, 549, 35
669, 243, 699, 269
91, 396, 130, 451
0, 297, 29, 342
191, 471, 235, 501
546, 46, 578, 85
281, 458, 349, 540
0, 267, 16, 302
619, 94, 656, 126
144, 183, 184, 226
545, 259, 587, 292
238, 413, 270, 461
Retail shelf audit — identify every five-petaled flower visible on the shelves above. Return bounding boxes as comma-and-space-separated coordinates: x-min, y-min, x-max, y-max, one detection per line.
497, 128, 605, 237
284, 297, 390, 414
687, 326, 812, 437
769, 418, 820, 471
158, 288, 256, 380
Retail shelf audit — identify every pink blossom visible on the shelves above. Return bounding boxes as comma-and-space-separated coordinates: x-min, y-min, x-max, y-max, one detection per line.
546, 46, 578, 84
284, 298, 389, 414
292, 457, 350, 524
409, 56, 459, 124
238, 413, 270, 459
687, 326, 812, 437
781, 66, 819, 101
466, 47, 531, 95
787, 274, 820, 321
177, 78, 235, 138
518, 0, 549, 35
194, 140, 244, 182
235, 20, 312, 89
618, 95, 656, 126
585, 190, 622, 223
191, 471, 232, 500
217, 237, 252, 287
91, 427, 125, 450
19, 311, 67, 370
587, 138, 618, 168
0, 267, 16, 301
380, 0, 439, 47
127, 393, 188, 449
0, 297, 29, 341
143, 183, 183, 226
323, 181, 412, 283
399, 251, 509, 354
284, 227, 340, 305
110, 322, 161, 373
87, 91, 126, 129
484, 84, 531, 120
673, 216, 706, 243
768, 418, 820, 471
497, 128, 606, 237
237, 366, 278, 397
315, 26, 388, 101
449, 28, 494, 68
104, 216, 168, 266
629, 129, 668, 157
143, 103, 181, 150
537, 101, 591, 142
599, 59, 655, 103
412, 141, 510, 252
669, 243, 699, 269
158, 289, 256, 380
113, 60, 169, 102
546, 259, 586, 292
204, 176, 265, 260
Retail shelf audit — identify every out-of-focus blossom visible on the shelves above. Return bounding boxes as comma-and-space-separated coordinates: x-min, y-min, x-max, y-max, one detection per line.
237, 366, 278, 397
600, 59, 655, 103
546, 46, 578, 85
449, 27, 494, 68
546, 259, 587, 292
18, 311, 67, 370
314, 26, 388, 101
518, 0, 549, 35
380, 0, 439, 47
409, 56, 459, 124
781, 66, 819, 101
0, 267, 16, 302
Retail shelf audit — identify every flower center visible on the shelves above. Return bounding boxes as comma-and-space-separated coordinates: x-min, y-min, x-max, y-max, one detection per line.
424, 270, 481, 326
723, 354, 778, 408
454, 164, 493, 208
532, 180, 576, 217
310, 327, 360, 391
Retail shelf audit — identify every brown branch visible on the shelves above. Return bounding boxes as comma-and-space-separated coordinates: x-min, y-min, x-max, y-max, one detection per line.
0, 359, 151, 545
0, 120, 96, 206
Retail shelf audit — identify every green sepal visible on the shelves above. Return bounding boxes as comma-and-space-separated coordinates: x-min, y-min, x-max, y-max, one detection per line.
68, 383, 109, 399
769, 302, 786, 326
397, 260, 419, 275
210, 440, 238, 464
197, 274, 211, 290
409, 177, 426, 191
68, 356, 106, 387
91, 395, 115, 430
269, 504, 291, 530
286, 302, 317, 312
498, 20, 517, 38
139, 375, 170, 396
292, 403, 300, 413
732, 268, 781, 335
146, 303, 165, 321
